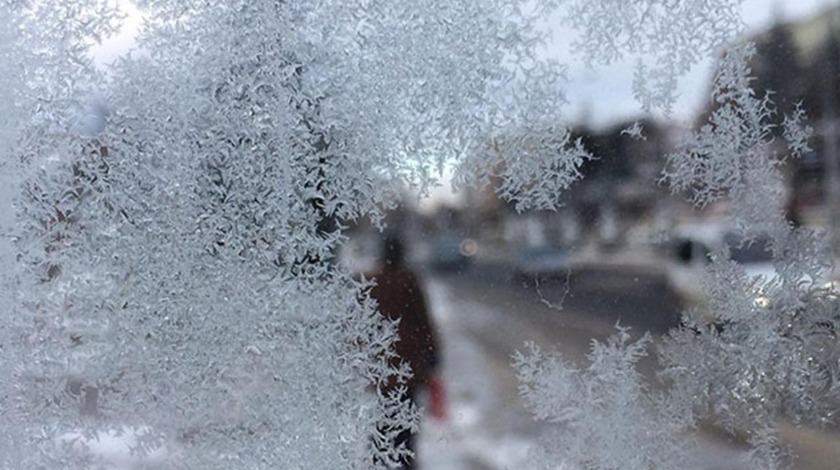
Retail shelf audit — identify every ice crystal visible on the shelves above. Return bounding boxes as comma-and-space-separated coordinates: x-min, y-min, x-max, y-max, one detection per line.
663, 43, 788, 232
659, 36, 836, 470
2, 0, 836, 469
562, 0, 743, 113
621, 120, 647, 141
782, 103, 813, 159
1, 0, 581, 467
660, 266, 840, 433
514, 327, 693, 470
457, 122, 591, 212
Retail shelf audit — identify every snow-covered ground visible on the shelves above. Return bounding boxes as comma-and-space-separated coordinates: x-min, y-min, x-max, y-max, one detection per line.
417, 278, 533, 469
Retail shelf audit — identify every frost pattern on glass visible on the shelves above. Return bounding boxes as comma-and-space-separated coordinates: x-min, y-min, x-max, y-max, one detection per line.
3, 0, 838, 469
563, 0, 743, 113
663, 43, 787, 231
456, 123, 591, 212
1, 0, 585, 467
658, 40, 839, 468
514, 328, 693, 470
512, 11, 834, 470
0, 1, 122, 467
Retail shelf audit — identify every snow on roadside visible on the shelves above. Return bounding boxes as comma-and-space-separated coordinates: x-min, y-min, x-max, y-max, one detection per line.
417, 278, 536, 469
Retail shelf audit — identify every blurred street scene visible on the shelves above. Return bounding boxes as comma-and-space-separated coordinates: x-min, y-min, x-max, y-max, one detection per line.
338, 238, 840, 469
335, 6, 840, 467
62, 3, 840, 468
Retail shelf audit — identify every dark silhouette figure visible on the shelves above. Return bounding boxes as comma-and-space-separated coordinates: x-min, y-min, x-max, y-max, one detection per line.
367, 234, 440, 469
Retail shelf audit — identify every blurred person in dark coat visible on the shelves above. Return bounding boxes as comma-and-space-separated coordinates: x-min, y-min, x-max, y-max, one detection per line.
367, 234, 440, 469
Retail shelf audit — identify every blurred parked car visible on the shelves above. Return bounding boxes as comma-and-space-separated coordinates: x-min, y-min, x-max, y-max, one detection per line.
513, 244, 570, 281
429, 235, 474, 272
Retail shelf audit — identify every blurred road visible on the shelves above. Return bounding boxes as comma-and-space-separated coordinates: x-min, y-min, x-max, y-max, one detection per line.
417, 258, 840, 469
